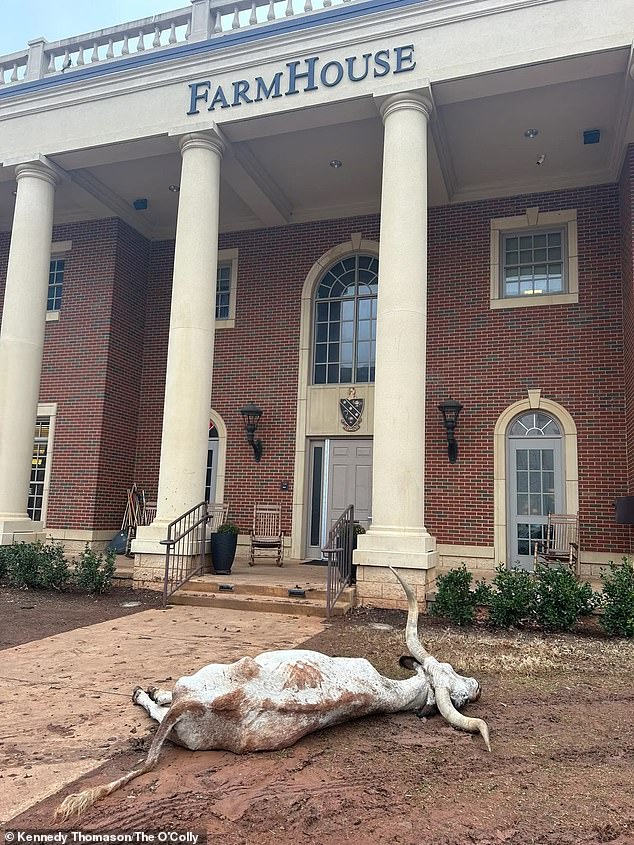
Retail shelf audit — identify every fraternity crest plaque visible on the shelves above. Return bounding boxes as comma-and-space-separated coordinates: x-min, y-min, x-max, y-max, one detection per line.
340, 387, 364, 432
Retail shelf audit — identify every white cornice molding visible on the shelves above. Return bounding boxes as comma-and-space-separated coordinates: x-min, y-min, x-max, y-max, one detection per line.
288, 197, 380, 224
1, 0, 630, 129
449, 166, 618, 205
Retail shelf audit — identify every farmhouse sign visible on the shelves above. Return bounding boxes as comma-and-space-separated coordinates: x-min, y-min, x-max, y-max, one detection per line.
187, 45, 416, 114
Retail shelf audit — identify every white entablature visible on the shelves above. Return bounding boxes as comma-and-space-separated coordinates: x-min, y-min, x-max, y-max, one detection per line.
0, 0, 632, 238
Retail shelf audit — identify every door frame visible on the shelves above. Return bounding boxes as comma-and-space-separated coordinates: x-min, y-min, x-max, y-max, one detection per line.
305, 436, 373, 559
493, 391, 578, 568
206, 410, 228, 504
506, 434, 564, 570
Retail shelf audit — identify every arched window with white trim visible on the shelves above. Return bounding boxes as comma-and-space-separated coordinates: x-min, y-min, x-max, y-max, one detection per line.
507, 411, 564, 569
312, 254, 378, 385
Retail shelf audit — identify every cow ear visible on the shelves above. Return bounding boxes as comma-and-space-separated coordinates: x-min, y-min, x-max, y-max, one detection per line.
398, 655, 421, 671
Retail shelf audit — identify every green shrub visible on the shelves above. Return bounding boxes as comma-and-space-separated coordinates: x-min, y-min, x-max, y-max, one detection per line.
473, 579, 494, 607
74, 545, 117, 594
433, 565, 477, 626
4, 540, 70, 591
532, 565, 598, 631
217, 522, 239, 535
488, 565, 535, 628
0, 545, 9, 580
600, 558, 634, 637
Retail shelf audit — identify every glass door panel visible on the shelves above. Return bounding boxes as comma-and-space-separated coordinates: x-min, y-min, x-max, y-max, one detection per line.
508, 439, 562, 570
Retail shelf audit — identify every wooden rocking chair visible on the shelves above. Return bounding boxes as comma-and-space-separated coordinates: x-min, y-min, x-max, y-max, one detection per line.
207, 501, 230, 533
533, 513, 580, 577
249, 503, 284, 567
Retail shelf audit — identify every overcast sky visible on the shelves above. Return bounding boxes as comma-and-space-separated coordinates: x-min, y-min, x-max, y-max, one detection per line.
1, 1, 187, 56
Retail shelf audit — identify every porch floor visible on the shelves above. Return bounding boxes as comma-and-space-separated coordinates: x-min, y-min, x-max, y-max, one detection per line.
168, 555, 355, 617
199, 553, 329, 589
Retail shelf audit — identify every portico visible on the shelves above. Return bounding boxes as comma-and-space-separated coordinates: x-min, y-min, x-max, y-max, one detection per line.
0, 0, 633, 601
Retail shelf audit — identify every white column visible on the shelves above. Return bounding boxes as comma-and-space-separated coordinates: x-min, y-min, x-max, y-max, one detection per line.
133, 131, 223, 554
355, 92, 437, 571
0, 160, 58, 543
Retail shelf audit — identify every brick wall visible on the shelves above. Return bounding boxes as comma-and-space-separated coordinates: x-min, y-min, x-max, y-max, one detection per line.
619, 147, 634, 492
134, 217, 381, 534
426, 184, 629, 555
134, 185, 629, 554
0, 182, 630, 556
0, 218, 149, 531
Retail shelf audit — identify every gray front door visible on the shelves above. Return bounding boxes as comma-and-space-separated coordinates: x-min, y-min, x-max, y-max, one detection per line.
327, 439, 373, 531
306, 438, 373, 558
507, 413, 564, 570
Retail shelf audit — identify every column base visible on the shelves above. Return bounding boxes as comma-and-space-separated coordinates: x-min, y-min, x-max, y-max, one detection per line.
0, 517, 43, 546
353, 526, 438, 610
132, 552, 167, 591
354, 525, 438, 569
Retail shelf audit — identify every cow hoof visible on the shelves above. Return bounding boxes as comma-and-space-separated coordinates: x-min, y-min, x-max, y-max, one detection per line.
132, 686, 144, 704
147, 686, 158, 700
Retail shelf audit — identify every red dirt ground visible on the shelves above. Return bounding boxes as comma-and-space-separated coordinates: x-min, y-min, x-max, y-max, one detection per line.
3, 585, 634, 845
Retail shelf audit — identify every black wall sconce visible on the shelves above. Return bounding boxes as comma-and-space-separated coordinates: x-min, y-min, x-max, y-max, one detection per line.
240, 402, 263, 462
438, 399, 463, 464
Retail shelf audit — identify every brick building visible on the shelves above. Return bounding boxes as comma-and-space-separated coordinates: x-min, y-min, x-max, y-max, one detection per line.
0, 0, 633, 603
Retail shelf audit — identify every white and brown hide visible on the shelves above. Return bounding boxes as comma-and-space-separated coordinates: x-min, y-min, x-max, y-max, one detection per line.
55, 568, 490, 820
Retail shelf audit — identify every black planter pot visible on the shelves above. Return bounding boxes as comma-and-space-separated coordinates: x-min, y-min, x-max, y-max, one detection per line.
211, 532, 238, 574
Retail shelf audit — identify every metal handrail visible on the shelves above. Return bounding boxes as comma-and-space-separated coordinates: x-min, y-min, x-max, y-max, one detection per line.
161, 501, 209, 605
322, 504, 354, 618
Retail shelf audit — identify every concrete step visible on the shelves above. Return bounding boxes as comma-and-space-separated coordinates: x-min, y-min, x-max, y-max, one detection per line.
113, 562, 134, 585
180, 576, 347, 603
169, 588, 353, 617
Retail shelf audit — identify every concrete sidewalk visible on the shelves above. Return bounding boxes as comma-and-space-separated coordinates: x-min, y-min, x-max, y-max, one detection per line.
0, 605, 324, 825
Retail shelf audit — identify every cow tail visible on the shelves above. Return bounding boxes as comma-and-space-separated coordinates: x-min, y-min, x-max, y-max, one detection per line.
54, 704, 185, 821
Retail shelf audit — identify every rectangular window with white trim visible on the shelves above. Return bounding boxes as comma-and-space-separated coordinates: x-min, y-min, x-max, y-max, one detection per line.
501, 228, 566, 298
27, 406, 57, 525
215, 248, 238, 328
490, 209, 578, 310
46, 240, 72, 321
48, 258, 64, 311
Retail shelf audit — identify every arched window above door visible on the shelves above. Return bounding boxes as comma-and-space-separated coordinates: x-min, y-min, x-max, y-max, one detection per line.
509, 412, 561, 437
507, 410, 564, 567
313, 254, 378, 385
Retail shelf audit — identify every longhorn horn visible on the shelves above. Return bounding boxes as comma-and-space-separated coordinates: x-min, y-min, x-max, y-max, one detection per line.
389, 566, 430, 662
390, 566, 491, 752
435, 686, 491, 752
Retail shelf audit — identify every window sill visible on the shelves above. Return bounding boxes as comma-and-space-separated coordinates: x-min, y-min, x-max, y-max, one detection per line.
490, 292, 578, 310
46, 310, 60, 322
216, 318, 235, 330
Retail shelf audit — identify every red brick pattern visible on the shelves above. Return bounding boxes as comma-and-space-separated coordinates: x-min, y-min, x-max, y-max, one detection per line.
0, 219, 148, 530
619, 148, 634, 489
134, 218, 380, 534
426, 183, 630, 555
0, 171, 632, 556
618, 147, 634, 552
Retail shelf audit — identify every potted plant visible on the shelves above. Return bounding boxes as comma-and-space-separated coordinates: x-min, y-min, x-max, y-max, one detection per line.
211, 522, 239, 574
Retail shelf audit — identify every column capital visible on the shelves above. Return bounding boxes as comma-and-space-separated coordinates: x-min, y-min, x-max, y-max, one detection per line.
378, 91, 433, 124
14, 158, 60, 188
178, 129, 227, 158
